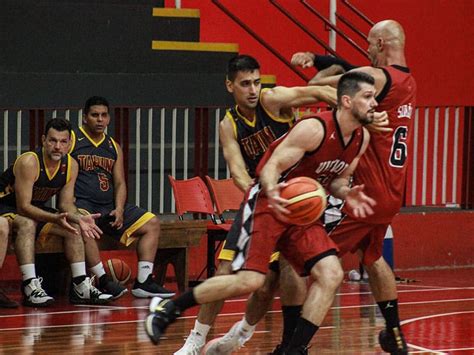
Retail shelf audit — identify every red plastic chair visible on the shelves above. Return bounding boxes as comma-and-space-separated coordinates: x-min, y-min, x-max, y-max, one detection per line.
168, 175, 232, 279
204, 176, 244, 222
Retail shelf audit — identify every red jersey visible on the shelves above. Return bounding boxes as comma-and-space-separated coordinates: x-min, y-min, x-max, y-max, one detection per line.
256, 110, 365, 189
348, 65, 417, 223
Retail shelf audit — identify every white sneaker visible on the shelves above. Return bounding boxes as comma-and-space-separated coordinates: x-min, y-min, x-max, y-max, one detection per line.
22, 277, 54, 307
70, 277, 113, 305
203, 321, 253, 355
174, 330, 206, 355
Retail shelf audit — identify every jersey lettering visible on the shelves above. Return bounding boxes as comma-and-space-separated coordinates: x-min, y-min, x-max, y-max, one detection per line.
397, 103, 413, 119
240, 126, 277, 160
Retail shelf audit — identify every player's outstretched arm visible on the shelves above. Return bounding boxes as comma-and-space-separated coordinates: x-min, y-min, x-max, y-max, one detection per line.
262, 85, 337, 112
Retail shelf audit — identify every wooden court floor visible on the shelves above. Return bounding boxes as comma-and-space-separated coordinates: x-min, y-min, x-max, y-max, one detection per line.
0, 268, 472, 354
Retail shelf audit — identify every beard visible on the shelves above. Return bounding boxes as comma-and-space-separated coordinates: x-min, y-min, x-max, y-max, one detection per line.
352, 107, 374, 125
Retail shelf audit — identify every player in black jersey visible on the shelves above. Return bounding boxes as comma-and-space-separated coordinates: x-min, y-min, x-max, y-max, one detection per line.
176, 54, 337, 354
0, 118, 112, 307
69, 96, 174, 300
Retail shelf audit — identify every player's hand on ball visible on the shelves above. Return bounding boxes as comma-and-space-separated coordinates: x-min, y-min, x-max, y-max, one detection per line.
266, 183, 291, 222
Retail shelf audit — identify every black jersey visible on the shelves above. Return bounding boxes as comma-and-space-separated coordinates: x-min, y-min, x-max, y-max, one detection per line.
225, 88, 294, 177
0, 148, 71, 207
69, 127, 118, 206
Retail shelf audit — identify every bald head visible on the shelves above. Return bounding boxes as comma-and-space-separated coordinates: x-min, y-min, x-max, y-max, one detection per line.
369, 20, 405, 47
367, 20, 407, 66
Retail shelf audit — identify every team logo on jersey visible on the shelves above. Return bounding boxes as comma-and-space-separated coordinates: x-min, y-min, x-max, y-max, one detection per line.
397, 103, 413, 119
240, 126, 277, 160
60, 163, 67, 174
77, 155, 115, 173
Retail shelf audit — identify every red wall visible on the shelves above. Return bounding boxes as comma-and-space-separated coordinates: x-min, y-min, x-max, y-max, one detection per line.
167, 0, 473, 106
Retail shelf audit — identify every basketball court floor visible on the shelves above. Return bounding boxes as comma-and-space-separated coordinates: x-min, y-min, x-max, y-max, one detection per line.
0, 268, 472, 354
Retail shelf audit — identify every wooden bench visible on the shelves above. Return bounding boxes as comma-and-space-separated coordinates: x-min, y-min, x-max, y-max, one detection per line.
32, 219, 206, 293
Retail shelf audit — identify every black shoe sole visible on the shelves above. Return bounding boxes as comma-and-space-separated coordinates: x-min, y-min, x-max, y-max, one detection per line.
69, 297, 113, 305
22, 299, 54, 307
145, 314, 162, 345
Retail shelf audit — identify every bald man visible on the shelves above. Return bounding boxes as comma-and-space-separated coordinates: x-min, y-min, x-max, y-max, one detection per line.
301, 20, 416, 355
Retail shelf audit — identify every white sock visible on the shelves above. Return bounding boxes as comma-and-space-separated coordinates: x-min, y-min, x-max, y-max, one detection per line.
90, 262, 106, 278
240, 317, 256, 334
20, 264, 36, 281
70, 262, 87, 278
137, 261, 153, 283
193, 319, 211, 338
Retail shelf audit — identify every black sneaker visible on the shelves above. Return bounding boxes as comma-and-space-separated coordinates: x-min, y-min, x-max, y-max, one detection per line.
379, 328, 408, 354
70, 277, 114, 305
0, 287, 18, 308
145, 298, 180, 344
131, 274, 175, 298
99, 274, 128, 300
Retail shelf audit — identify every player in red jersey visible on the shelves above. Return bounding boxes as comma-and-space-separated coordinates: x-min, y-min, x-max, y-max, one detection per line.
144, 71, 378, 354
300, 20, 417, 355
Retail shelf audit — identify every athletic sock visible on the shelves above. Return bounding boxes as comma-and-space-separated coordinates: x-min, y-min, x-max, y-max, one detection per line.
377, 299, 401, 330
193, 319, 211, 338
240, 316, 256, 334
137, 261, 153, 283
287, 317, 319, 350
20, 264, 36, 281
173, 290, 198, 311
90, 262, 106, 278
70, 262, 87, 278
281, 305, 302, 347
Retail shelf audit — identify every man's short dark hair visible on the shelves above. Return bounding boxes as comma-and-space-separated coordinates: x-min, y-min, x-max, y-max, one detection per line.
227, 55, 260, 81
84, 96, 110, 114
337, 71, 375, 106
44, 117, 72, 136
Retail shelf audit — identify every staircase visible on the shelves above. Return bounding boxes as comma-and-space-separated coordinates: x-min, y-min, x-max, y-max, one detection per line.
0, 0, 277, 108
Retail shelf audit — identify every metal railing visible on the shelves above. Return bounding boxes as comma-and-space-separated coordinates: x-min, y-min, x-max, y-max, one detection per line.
211, 0, 310, 82
297, 0, 367, 58
1, 104, 470, 212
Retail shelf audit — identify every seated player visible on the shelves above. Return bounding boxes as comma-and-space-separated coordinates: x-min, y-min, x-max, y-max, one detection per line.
69, 96, 174, 299
0, 118, 112, 306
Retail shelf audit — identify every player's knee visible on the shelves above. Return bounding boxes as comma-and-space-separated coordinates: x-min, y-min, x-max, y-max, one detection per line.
215, 260, 233, 276
0, 218, 8, 235
146, 216, 160, 234
255, 271, 279, 300
12, 216, 36, 237
310, 258, 343, 291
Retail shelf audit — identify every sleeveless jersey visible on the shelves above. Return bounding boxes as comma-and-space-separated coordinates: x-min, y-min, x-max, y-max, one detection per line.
350, 65, 417, 223
256, 110, 365, 189
69, 127, 118, 206
225, 88, 294, 177
0, 148, 71, 207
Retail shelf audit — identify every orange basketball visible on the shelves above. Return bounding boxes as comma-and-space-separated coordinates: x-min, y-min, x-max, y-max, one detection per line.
104, 259, 131, 285
279, 177, 327, 226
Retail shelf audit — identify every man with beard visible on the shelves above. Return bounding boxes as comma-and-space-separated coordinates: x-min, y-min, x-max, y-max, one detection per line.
145, 71, 378, 355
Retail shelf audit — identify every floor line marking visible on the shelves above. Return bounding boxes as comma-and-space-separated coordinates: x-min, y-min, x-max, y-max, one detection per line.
401, 311, 474, 355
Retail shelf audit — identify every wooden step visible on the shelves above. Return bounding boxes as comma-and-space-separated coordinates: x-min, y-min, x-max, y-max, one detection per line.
152, 40, 238, 53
